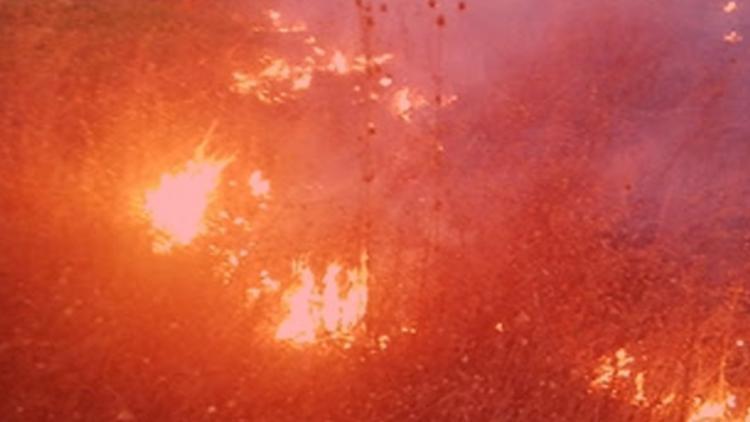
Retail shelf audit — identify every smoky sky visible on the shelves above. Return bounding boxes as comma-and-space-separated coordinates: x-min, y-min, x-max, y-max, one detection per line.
268, 0, 750, 262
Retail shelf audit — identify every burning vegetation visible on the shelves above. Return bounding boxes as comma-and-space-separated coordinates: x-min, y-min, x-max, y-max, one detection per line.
144, 143, 232, 253
2, 0, 750, 421
275, 252, 369, 345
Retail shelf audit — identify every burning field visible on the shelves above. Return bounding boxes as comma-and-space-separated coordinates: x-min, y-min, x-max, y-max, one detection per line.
2, 0, 750, 421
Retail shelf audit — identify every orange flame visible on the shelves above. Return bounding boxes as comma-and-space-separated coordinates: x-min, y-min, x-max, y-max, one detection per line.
686, 391, 750, 422
688, 398, 731, 422
144, 145, 231, 253
276, 251, 369, 344
724, 30, 743, 44
248, 170, 271, 198
392, 87, 428, 122
328, 50, 350, 74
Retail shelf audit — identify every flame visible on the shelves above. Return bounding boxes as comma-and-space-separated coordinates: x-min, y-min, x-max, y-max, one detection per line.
724, 30, 743, 44
276, 251, 369, 344
276, 262, 318, 343
248, 170, 271, 198
352, 53, 394, 71
231, 71, 258, 95
724, 1, 738, 13
267, 9, 307, 33
590, 347, 648, 405
328, 50, 349, 74
686, 391, 750, 422
591, 348, 635, 389
259, 58, 294, 81
292, 70, 313, 91
392, 87, 428, 122
230, 30, 394, 104
144, 146, 231, 253
689, 400, 730, 422
633, 372, 646, 404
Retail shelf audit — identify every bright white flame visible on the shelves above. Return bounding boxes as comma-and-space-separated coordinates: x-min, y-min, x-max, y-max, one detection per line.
353, 53, 394, 71
633, 372, 646, 404
689, 400, 728, 422
328, 50, 349, 74
248, 170, 271, 198
144, 147, 231, 253
725, 30, 743, 44
724, 1, 738, 13
276, 251, 369, 344
377, 334, 390, 350
276, 262, 318, 343
260, 58, 292, 80
265, 9, 307, 33
230, 29, 394, 104
392, 87, 428, 122
591, 348, 636, 390
292, 70, 313, 91
686, 391, 747, 422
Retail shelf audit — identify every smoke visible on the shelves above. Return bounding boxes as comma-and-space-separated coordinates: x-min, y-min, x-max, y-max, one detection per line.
275, 0, 750, 260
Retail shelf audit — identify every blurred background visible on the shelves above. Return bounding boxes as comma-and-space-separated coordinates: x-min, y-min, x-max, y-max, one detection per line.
2, 0, 750, 420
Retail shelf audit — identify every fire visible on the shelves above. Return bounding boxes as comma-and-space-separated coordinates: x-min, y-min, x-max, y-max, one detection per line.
686, 391, 750, 422
276, 251, 369, 345
292, 70, 313, 91
688, 398, 732, 422
392, 87, 428, 122
590, 347, 653, 407
230, 26, 395, 105
328, 50, 350, 74
591, 347, 635, 389
633, 372, 646, 404
724, 30, 743, 44
248, 170, 271, 198
144, 146, 231, 253
267, 9, 307, 33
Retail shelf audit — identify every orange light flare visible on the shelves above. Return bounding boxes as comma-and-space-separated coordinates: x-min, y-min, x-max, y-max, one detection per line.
144, 142, 233, 254
276, 251, 369, 346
